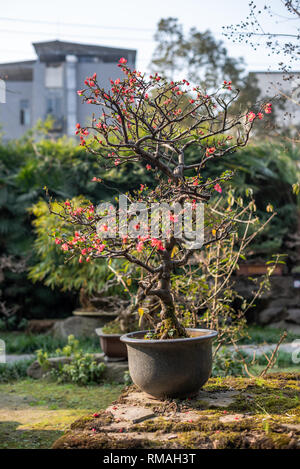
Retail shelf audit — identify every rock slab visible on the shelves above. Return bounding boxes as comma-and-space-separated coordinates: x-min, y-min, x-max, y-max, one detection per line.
52, 373, 300, 450
52, 316, 109, 339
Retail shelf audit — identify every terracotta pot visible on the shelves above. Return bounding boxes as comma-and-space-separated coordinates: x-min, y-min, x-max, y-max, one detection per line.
121, 328, 218, 399
95, 328, 128, 359
237, 264, 284, 276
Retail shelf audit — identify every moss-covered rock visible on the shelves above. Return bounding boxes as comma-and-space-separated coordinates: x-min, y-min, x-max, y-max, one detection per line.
52, 373, 300, 449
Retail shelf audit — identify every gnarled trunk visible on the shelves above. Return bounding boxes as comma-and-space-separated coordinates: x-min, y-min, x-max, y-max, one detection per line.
154, 274, 187, 339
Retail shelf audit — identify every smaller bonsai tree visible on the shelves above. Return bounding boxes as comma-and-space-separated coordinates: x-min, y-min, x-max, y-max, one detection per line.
51, 58, 271, 339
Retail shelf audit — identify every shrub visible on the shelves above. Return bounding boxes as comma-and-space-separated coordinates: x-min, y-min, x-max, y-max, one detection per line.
0, 359, 33, 382
36, 335, 106, 385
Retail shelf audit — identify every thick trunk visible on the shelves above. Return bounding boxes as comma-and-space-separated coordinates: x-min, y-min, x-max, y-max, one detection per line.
154, 276, 187, 339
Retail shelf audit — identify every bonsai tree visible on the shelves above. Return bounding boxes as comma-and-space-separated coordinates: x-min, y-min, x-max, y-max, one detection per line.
51, 58, 271, 339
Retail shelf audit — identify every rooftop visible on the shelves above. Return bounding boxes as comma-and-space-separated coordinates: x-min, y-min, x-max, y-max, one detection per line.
32, 40, 136, 62
0, 60, 35, 81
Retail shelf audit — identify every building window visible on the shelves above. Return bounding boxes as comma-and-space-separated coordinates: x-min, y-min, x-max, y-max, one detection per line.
45, 64, 63, 88
45, 91, 64, 131
46, 96, 62, 119
20, 99, 30, 126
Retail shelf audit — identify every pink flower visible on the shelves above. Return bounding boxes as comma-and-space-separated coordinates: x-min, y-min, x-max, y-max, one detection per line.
214, 183, 222, 193
146, 164, 152, 170
264, 103, 272, 114
119, 57, 127, 65
151, 238, 165, 251
55, 238, 62, 245
247, 111, 256, 122
136, 242, 144, 252
61, 243, 69, 251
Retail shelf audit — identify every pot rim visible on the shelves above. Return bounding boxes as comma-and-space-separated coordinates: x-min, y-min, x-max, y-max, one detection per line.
120, 328, 218, 344
95, 328, 122, 338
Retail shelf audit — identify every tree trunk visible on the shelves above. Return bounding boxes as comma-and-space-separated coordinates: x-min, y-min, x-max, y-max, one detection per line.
154, 276, 187, 339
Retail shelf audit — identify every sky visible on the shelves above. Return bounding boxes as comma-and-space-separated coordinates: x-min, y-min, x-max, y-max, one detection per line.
0, 0, 298, 73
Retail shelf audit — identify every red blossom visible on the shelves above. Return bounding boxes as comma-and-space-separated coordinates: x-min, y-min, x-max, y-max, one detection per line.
206, 147, 216, 157
214, 183, 222, 193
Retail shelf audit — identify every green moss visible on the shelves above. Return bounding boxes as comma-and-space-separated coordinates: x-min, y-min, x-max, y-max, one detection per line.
52, 431, 162, 449
52, 373, 300, 450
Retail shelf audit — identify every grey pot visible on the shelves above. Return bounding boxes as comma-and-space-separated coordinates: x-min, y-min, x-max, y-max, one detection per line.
120, 328, 218, 399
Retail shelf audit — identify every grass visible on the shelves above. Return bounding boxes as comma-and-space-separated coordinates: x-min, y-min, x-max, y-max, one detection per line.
0, 331, 100, 355
0, 378, 123, 449
239, 325, 299, 345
